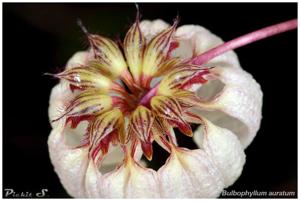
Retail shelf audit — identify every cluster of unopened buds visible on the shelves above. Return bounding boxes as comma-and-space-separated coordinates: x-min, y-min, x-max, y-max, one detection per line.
48, 11, 297, 198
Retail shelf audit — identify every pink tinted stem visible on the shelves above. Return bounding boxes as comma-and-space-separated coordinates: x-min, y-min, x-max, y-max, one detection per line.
192, 19, 297, 65
140, 18, 297, 106
140, 84, 159, 106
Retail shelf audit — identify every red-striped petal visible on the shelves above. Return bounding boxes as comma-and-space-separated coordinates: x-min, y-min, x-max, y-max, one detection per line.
142, 20, 178, 81
129, 105, 154, 160
56, 66, 112, 90
124, 19, 146, 84
89, 108, 125, 162
151, 95, 192, 137
88, 34, 127, 78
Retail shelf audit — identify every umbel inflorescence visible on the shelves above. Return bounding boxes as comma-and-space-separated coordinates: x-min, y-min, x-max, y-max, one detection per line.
48, 12, 297, 198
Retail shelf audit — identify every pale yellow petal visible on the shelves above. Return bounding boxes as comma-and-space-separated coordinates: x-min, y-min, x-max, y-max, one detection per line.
124, 20, 146, 83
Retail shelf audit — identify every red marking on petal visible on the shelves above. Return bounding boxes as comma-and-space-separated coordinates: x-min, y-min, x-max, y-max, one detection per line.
129, 106, 154, 143
90, 131, 117, 161
167, 41, 179, 58
181, 70, 210, 90
69, 84, 83, 92
66, 114, 94, 129
88, 109, 124, 162
151, 95, 192, 137
142, 19, 179, 78
141, 141, 153, 161
171, 120, 193, 137
124, 18, 146, 85
130, 138, 139, 158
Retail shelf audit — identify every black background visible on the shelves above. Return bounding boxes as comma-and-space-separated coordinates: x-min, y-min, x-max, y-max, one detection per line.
3, 3, 297, 198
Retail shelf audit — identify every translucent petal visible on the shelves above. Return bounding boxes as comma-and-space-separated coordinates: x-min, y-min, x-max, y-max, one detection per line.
172, 25, 240, 68
85, 160, 102, 197
48, 126, 89, 198
158, 147, 224, 198
139, 19, 170, 42
48, 82, 75, 128
100, 159, 160, 198
194, 117, 245, 187
65, 51, 91, 69
172, 24, 262, 148
194, 67, 263, 148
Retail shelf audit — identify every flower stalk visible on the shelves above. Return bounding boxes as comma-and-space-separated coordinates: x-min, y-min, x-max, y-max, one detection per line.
192, 19, 297, 65
140, 18, 297, 106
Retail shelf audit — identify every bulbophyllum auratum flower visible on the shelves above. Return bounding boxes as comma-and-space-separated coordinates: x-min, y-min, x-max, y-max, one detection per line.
48, 13, 297, 198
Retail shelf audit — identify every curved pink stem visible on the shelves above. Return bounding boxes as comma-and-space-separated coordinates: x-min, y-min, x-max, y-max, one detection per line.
140, 18, 297, 106
140, 84, 159, 106
192, 19, 297, 65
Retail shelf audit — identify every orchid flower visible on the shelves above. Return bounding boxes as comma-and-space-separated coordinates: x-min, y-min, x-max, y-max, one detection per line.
47, 13, 297, 198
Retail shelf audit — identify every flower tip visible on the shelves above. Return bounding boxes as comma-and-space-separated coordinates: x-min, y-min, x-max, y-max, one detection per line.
134, 3, 141, 22
173, 15, 180, 27
44, 72, 56, 77
77, 18, 89, 36
141, 141, 153, 161
44, 72, 62, 80
177, 121, 193, 137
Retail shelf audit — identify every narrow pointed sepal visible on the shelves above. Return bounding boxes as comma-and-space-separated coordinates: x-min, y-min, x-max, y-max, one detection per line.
89, 108, 125, 162
88, 34, 127, 78
151, 95, 192, 136
141, 141, 153, 160
124, 19, 146, 83
154, 57, 182, 77
129, 105, 154, 160
56, 66, 112, 90
158, 64, 211, 96
55, 89, 112, 123
158, 147, 224, 198
142, 20, 178, 78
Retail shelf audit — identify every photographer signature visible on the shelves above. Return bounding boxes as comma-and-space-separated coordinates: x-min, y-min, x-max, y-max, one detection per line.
4, 188, 48, 198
